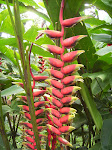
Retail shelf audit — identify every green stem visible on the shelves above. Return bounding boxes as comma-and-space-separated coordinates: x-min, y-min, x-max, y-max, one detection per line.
25, 48, 41, 150
0, 92, 11, 150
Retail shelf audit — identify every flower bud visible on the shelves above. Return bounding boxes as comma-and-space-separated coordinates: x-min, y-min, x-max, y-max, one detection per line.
60, 115, 75, 124
47, 97, 63, 108
49, 115, 62, 127
40, 30, 63, 39
33, 90, 46, 97
46, 108, 61, 118
47, 87, 63, 99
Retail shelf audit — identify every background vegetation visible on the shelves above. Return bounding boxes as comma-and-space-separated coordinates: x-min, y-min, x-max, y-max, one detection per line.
0, 0, 112, 149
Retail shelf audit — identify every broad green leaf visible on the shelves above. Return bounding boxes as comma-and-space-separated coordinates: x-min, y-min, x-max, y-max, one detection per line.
96, 46, 112, 56
89, 143, 102, 150
101, 0, 112, 7
98, 53, 112, 65
79, 82, 103, 130
84, 18, 106, 26
72, 113, 87, 129
0, 46, 20, 65
101, 118, 112, 150
92, 34, 112, 43
1, 85, 23, 97
18, 0, 39, 8
31, 64, 39, 72
0, 38, 17, 47
23, 25, 39, 42
2, 105, 12, 115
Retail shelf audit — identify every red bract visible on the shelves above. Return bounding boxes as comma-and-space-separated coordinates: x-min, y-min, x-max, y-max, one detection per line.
46, 69, 64, 79
59, 126, 75, 133
62, 16, 88, 27
60, 115, 75, 124
61, 86, 81, 95
45, 79, 64, 89
33, 90, 46, 97
47, 87, 63, 99
43, 45, 63, 55
35, 109, 44, 116
36, 118, 46, 125
25, 143, 35, 149
61, 75, 83, 85
58, 137, 73, 147
62, 35, 87, 48
61, 96, 78, 105
33, 76, 48, 81
25, 130, 34, 136
45, 58, 64, 68
48, 97, 63, 108
47, 124, 61, 135
61, 64, 84, 75
22, 105, 29, 112
34, 101, 46, 108
24, 112, 31, 120
42, 30, 63, 39
47, 108, 61, 118
26, 136, 35, 143
60, 107, 77, 114
49, 115, 62, 127
61, 50, 84, 62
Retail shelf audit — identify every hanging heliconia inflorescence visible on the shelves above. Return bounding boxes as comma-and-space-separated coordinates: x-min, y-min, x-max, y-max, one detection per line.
18, 0, 88, 149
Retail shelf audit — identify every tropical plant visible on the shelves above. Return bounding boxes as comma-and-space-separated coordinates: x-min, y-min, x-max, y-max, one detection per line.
0, 0, 112, 150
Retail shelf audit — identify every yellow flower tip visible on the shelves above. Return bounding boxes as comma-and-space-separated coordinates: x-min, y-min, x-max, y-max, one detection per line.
41, 44, 48, 49
77, 50, 85, 55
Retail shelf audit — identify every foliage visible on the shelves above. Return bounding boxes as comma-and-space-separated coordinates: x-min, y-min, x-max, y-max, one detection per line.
0, 0, 112, 150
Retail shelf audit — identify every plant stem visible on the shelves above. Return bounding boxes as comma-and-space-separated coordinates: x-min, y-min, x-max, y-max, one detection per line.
0, 91, 11, 150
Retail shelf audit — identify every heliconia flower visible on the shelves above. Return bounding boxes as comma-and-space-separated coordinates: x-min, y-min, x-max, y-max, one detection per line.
45, 69, 64, 79
33, 90, 46, 97
47, 124, 61, 135
61, 64, 84, 75
59, 126, 75, 133
61, 75, 83, 85
35, 109, 44, 116
37, 126, 47, 132
62, 16, 89, 27
34, 101, 49, 108
61, 96, 79, 105
42, 45, 63, 55
44, 57, 64, 68
61, 50, 84, 62
47, 87, 63, 99
60, 107, 77, 114
62, 35, 87, 48
60, 115, 75, 124
36, 118, 47, 125
47, 97, 63, 108
25, 129, 34, 136
33, 76, 48, 81
23, 142, 35, 149
45, 79, 64, 89
20, 122, 33, 129
24, 112, 31, 120
49, 115, 62, 127
25, 136, 35, 143
19, 96, 27, 102
20, 105, 29, 112
61, 86, 81, 95
58, 137, 73, 147
46, 108, 61, 118
40, 30, 63, 39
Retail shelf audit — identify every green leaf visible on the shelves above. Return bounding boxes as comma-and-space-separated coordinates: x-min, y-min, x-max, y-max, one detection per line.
89, 142, 102, 150
1, 85, 23, 97
2, 105, 12, 115
18, 0, 39, 8
79, 82, 103, 130
31, 64, 39, 72
72, 113, 87, 129
101, 118, 112, 150
101, 0, 112, 7
84, 18, 106, 26
96, 46, 112, 56
92, 34, 112, 43
0, 46, 20, 65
